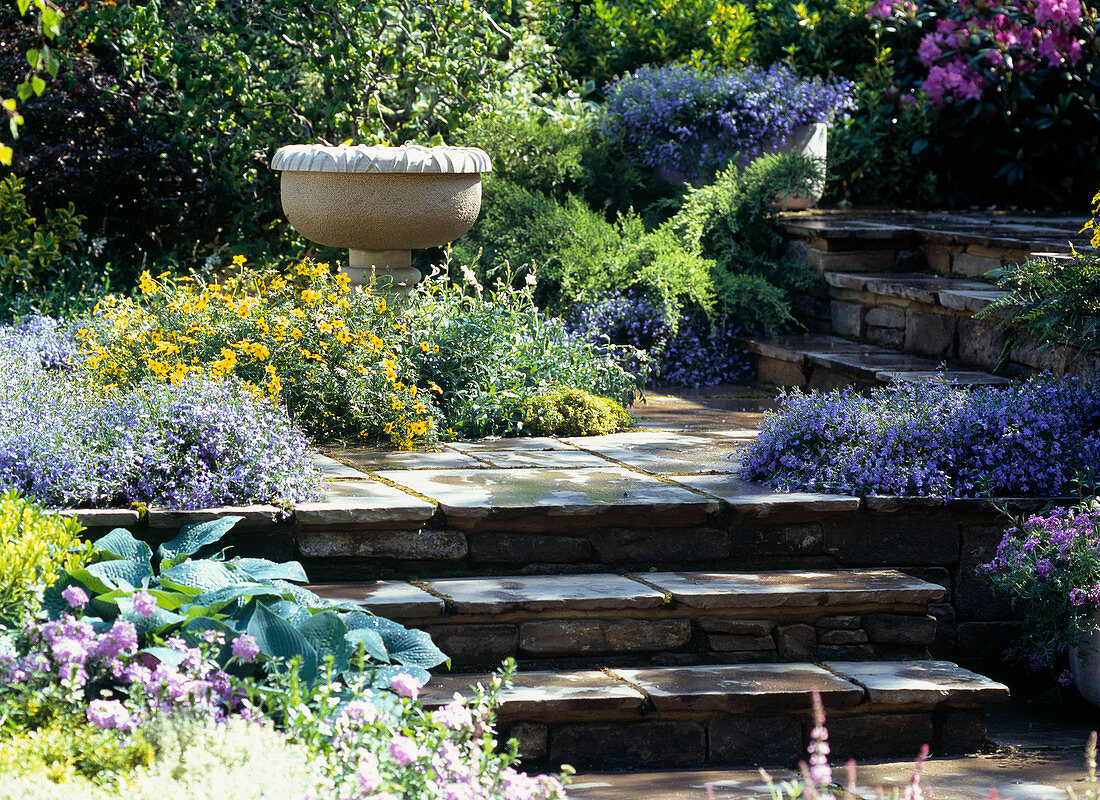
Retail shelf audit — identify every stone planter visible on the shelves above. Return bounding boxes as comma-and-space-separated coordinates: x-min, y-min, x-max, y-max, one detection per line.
770, 122, 827, 211
271, 144, 492, 293
1070, 616, 1100, 706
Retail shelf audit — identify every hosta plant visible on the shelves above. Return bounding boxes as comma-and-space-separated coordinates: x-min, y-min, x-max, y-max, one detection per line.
48, 516, 447, 687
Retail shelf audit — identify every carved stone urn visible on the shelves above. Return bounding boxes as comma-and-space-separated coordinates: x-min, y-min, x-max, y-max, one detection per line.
271, 144, 492, 292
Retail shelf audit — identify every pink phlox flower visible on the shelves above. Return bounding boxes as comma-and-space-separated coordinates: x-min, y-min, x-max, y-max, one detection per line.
61, 585, 89, 610
389, 672, 422, 699
230, 633, 260, 663
432, 700, 474, 730
86, 699, 134, 731
389, 734, 419, 765
132, 590, 157, 618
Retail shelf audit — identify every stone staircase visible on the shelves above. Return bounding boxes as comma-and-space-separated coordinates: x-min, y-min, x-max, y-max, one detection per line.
71, 429, 1015, 771
745, 210, 1095, 389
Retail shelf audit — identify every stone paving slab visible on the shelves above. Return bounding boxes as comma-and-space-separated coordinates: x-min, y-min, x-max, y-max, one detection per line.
309, 580, 445, 617
808, 351, 942, 379
671, 475, 860, 515
419, 670, 646, 717
374, 467, 719, 530
744, 335, 874, 364
565, 431, 744, 474
446, 437, 575, 452
468, 450, 612, 469
293, 479, 436, 527
312, 453, 373, 479
613, 663, 864, 713
826, 661, 1009, 706
326, 447, 488, 470
421, 574, 666, 614
146, 504, 286, 530
643, 570, 945, 610
629, 392, 774, 432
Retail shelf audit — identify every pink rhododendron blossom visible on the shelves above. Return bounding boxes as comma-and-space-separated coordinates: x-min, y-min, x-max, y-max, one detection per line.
918, 35, 943, 67
866, 0, 894, 18
1035, 0, 1083, 26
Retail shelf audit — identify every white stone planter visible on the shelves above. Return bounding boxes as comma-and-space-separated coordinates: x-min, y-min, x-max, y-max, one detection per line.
271, 144, 492, 293
771, 122, 828, 211
1070, 617, 1100, 706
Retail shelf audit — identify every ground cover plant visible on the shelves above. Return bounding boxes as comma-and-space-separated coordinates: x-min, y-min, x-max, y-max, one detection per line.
982, 499, 1100, 681
0, 316, 323, 509
0, 497, 568, 799
741, 377, 1100, 498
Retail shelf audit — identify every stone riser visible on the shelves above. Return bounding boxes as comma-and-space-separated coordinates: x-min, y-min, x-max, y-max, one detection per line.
405, 605, 934, 669
500, 704, 984, 770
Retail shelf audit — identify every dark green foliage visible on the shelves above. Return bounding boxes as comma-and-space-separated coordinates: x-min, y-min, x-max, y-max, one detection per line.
980, 252, 1100, 366
748, 0, 877, 79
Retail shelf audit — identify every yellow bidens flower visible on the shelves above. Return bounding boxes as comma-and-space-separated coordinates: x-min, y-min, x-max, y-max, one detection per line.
232, 254, 247, 267
138, 271, 159, 295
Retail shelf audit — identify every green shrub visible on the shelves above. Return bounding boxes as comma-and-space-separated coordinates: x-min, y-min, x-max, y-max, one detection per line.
0, 491, 88, 625
748, 0, 877, 79
402, 277, 641, 439
546, 0, 754, 91
522, 386, 632, 436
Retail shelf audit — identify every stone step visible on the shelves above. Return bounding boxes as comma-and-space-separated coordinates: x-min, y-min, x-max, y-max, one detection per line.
310, 569, 946, 668
780, 210, 1087, 277
417, 660, 1009, 769
823, 271, 1096, 378
742, 334, 1011, 392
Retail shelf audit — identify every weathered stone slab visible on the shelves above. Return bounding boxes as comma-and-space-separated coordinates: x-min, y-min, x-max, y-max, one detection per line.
880, 370, 1012, 386
671, 475, 860, 517
938, 288, 1008, 313
375, 468, 718, 532
708, 717, 802, 764
308, 580, 444, 618
421, 623, 518, 664
613, 663, 863, 713
904, 310, 957, 358
826, 713, 934, 757
297, 527, 466, 559
729, 523, 823, 556
826, 660, 1009, 706
519, 618, 692, 655
816, 615, 861, 631
865, 305, 906, 329
777, 624, 817, 658
147, 505, 285, 530
957, 318, 1006, 370
419, 670, 646, 719
423, 573, 664, 614
824, 516, 959, 565
709, 633, 776, 652
699, 618, 774, 636
552, 721, 706, 769
469, 450, 611, 469
808, 351, 942, 380
468, 532, 592, 564
644, 569, 944, 610
831, 301, 864, 337
864, 613, 937, 645
328, 447, 488, 470
294, 480, 435, 528
742, 335, 870, 363
867, 326, 904, 348
956, 526, 1016, 621
509, 722, 548, 760
59, 508, 142, 528
563, 431, 744, 475
312, 453, 373, 479
589, 527, 731, 562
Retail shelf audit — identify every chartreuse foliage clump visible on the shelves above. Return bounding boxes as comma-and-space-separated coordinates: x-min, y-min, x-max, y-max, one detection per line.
522, 386, 632, 437
0, 490, 88, 625
50, 515, 447, 687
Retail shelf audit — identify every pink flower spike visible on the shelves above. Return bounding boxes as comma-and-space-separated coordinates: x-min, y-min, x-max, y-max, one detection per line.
132, 590, 157, 618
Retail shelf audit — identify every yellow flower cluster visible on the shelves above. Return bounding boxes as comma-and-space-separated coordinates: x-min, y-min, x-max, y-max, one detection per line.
78, 260, 437, 447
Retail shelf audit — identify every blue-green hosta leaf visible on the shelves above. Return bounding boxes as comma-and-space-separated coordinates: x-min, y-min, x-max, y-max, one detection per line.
269, 580, 330, 609
232, 558, 308, 583
369, 664, 430, 689
76, 558, 153, 593
297, 611, 350, 669
116, 595, 186, 635
160, 561, 238, 596
344, 628, 389, 664
157, 516, 242, 569
342, 612, 446, 669
186, 583, 282, 616
140, 646, 189, 669
246, 603, 317, 684
93, 529, 153, 564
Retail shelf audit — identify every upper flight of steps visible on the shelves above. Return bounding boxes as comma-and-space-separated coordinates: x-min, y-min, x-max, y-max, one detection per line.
744, 210, 1096, 390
